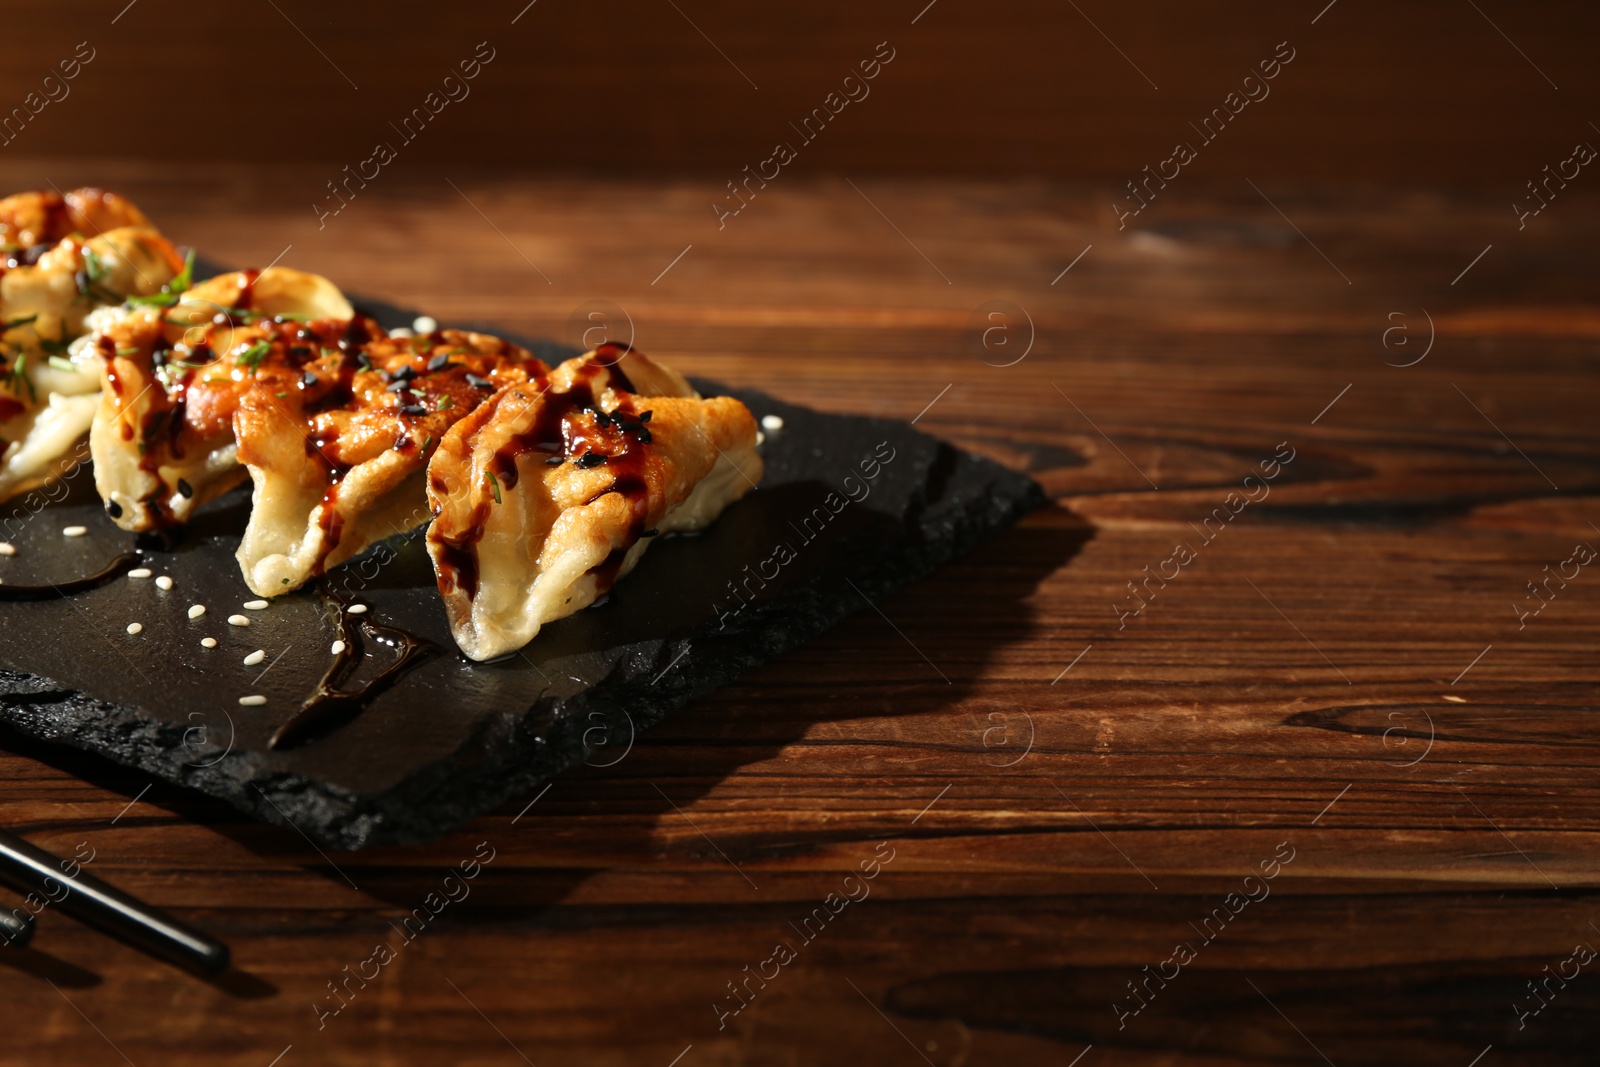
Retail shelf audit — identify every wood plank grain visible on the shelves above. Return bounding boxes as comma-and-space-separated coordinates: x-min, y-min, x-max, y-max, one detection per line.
0, 164, 1595, 1064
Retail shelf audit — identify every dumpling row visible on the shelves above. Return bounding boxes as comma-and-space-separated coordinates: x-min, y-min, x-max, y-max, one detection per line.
0, 189, 765, 659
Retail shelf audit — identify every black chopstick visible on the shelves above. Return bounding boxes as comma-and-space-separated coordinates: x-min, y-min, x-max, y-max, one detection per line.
0, 826, 228, 974
0, 902, 35, 948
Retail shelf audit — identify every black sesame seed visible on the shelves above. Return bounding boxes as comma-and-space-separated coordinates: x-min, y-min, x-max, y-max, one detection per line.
106, 499, 123, 518
641, 528, 659, 538
427, 353, 449, 372
392, 365, 416, 382
301, 370, 317, 388
386, 380, 409, 393
176, 478, 193, 499
400, 403, 426, 415
635, 427, 652, 444
545, 456, 565, 466
465, 373, 494, 391
577, 453, 607, 468
638, 409, 652, 422
590, 407, 612, 428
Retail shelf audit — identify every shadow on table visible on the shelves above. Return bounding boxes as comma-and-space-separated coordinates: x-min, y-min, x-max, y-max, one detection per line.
0, 499, 1089, 981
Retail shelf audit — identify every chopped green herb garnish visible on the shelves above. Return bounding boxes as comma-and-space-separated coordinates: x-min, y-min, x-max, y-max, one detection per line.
274, 391, 288, 398
116, 346, 141, 356
235, 340, 272, 371
169, 249, 195, 294
2, 353, 37, 402
124, 248, 196, 309
437, 396, 453, 410
421, 435, 434, 451
78, 247, 119, 303
126, 291, 179, 308
47, 355, 77, 373
1, 314, 37, 332
485, 469, 502, 504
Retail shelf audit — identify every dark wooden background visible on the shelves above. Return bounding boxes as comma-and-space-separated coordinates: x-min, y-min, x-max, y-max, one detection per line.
2, 0, 1599, 183
3, 1, 1599, 1064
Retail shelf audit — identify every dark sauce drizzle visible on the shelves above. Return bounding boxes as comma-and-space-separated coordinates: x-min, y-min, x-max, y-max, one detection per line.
267, 586, 438, 750
0, 551, 140, 601
432, 351, 652, 602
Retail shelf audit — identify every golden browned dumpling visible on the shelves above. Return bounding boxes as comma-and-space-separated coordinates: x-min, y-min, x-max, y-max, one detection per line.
232, 325, 549, 597
426, 343, 763, 661
89, 267, 354, 529
0, 187, 152, 248
0, 187, 183, 502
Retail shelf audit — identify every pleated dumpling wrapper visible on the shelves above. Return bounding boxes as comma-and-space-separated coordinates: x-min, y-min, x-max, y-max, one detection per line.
0, 187, 184, 502
426, 343, 763, 661
234, 323, 549, 597
90, 267, 353, 530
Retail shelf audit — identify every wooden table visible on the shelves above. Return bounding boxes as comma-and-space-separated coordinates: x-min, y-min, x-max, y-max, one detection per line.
2, 164, 1596, 1065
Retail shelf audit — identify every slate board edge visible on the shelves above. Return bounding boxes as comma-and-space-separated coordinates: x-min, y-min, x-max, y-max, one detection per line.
0, 393, 1043, 851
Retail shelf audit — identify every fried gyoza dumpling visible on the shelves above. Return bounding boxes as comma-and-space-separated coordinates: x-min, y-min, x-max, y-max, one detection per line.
0, 187, 153, 248
0, 188, 183, 502
90, 267, 354, 529
232, 325, 549, 597
425, 343, 762, 661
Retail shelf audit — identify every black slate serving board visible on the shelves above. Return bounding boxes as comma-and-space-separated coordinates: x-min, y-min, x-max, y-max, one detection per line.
0, 298, 1041, 849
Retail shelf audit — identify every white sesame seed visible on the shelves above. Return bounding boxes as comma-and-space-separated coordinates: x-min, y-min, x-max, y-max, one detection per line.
242, 599, 269, 611
388, 327, 414, 339
156, 576, 173, 590
128, 567, 152, 578
412, 315, 437, 334
200, 637, 217, 648
227, 614, 250, 627
347, 603, 368, 615
188, 604, 206, 619
0, 542, 14, 556
126, 622, 143, 635
761, 414, 784, 432
63, 525, 88, 537
755, 430, 765, 447
330, 640, 347, 655
238, 695, 267, 706
243, 649, 265, 666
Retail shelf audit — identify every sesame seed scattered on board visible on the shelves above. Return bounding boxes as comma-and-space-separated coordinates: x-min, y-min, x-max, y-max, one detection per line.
243, 600, 269, 610
128, 567, 152, 578
188, 604, 206, 619
126, 623, 143, 635
201, 637, 217, 648
228, 614, 250, 627
63, 526, 87, 537
243, 649, 266, 666
239, 695, 267, 706
331, 640, 347, 655
156, 576, 173, 590
347, 604, 369, 615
